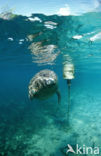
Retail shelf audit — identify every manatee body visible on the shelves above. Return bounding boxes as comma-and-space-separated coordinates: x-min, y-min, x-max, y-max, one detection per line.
28, 69, 61, 104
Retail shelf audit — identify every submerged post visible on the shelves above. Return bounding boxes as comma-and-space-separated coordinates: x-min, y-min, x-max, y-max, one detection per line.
63, 63, 75, 122
67, 79, 71, 119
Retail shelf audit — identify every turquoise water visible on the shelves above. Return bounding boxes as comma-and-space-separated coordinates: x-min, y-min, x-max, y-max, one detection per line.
0, 12, 101, 156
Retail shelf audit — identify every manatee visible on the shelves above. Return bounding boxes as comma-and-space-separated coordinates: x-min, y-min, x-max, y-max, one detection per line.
28, 69, 61, 104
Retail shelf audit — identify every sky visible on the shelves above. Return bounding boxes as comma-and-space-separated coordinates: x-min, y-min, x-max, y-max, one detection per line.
0, 0, 100, 16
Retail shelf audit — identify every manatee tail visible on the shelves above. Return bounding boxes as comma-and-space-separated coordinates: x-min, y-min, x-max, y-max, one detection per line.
56, 90, 61, 104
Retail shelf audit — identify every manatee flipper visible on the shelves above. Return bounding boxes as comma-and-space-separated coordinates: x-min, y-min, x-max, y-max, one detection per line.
56, 90, 61, 104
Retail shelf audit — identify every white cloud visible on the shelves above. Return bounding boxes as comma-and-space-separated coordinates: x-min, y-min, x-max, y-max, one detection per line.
79, 0, 100, 14
58, 4, 71, 16
93, 0, 100, 8
58, 0, 100, 16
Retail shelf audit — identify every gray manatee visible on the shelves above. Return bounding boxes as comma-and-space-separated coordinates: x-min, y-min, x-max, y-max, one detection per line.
28, 69, 61, 104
